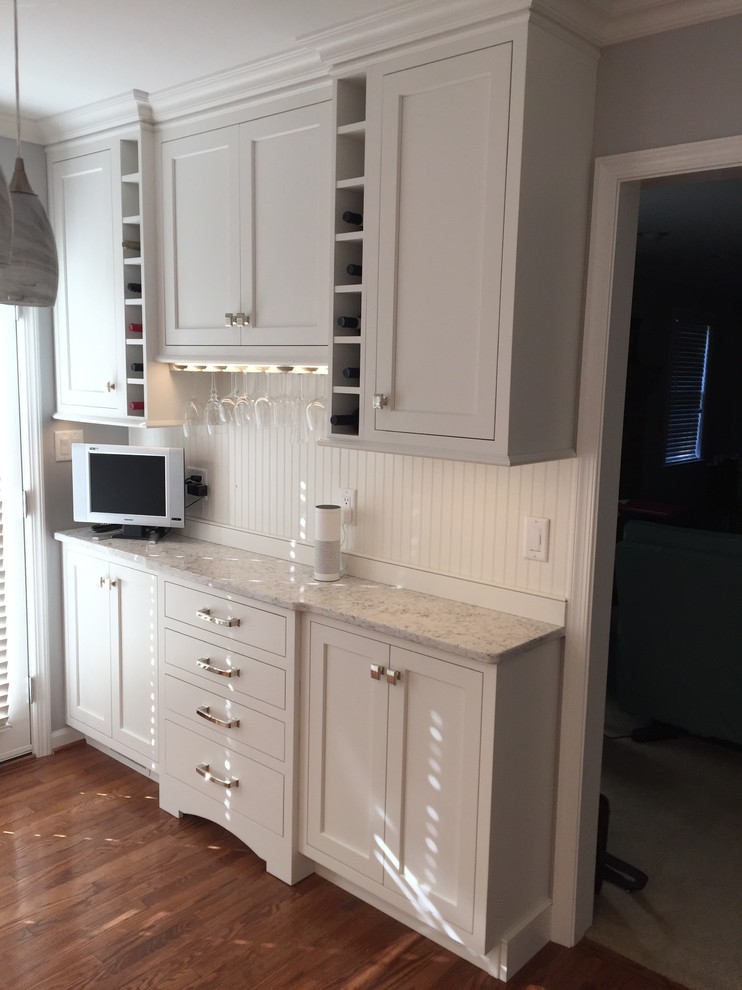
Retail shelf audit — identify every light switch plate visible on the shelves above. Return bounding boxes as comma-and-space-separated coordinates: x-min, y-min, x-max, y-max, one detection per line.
524, 516, 550, 562
54, 429, 83, 462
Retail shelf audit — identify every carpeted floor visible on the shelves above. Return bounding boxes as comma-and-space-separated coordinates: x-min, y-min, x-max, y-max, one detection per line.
588, 704, 742, 990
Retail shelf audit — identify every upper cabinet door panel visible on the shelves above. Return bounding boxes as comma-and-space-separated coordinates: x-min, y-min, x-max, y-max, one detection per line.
161, 126, 242, 346
374, 45, 512, 440
241, 104, 331, 346
242, 104, 330, 344
52, 150, 122, 413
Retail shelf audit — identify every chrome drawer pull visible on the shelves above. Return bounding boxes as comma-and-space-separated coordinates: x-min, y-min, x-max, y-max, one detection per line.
196, 607, 241, 628
386, 668, 401, 686
197, 658, 240, 678
370, 663, 385, 681
196, 763, 239, 789
196, 705, 240, 730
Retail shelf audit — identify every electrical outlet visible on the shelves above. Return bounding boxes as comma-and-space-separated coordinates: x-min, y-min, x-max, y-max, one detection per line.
340, 488, 356, 524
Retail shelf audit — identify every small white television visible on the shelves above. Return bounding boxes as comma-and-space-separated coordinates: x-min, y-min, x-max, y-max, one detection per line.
72, 443, 185, 536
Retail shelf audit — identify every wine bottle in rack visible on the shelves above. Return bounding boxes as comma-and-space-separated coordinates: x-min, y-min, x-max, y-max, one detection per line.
122, 238, 141, 251
128, 322, 143, 333
126, 281, 142, 294
128, 401, 145, 411
336, 316, 360, 329
342, 210, 363, 226
341, 367, 360, 379
330, 408, 360, 427
346, 263, 362, 277
129, 362, 144, 373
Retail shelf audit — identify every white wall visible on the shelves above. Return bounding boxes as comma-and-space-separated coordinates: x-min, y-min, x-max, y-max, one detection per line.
147, 370, 577, 604
594, 14, 742, 157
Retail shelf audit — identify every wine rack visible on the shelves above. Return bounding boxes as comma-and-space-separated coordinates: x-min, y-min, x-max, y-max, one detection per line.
120, 137, 146, 419
329, 76, 366, 437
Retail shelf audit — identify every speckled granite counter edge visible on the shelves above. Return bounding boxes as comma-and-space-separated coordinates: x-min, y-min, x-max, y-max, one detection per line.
55, 529, 564, 664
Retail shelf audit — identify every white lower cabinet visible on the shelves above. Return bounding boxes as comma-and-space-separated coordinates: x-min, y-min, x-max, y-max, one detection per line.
62, 545, 158, 767
157, 578, 312, 885
301, 618, 563, 980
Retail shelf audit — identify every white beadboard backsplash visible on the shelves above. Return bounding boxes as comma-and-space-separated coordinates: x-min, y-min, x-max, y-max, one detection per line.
144, 372, 576, 603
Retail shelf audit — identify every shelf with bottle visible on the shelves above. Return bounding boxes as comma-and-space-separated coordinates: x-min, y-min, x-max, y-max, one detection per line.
330, 74, 367, 440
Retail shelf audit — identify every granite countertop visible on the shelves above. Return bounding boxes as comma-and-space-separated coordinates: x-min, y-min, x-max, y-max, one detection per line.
56, 529, 563, 664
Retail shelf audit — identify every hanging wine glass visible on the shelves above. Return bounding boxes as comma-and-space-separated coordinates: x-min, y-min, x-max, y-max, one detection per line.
290, 373, 309, 443
272, 368, 294, 430
204, 372, 223, 436
219, 371, 239, 425
253, 369, 276, 430
182, 394, 204, 438
305, 375, 327, 438
234, 370, 254, 427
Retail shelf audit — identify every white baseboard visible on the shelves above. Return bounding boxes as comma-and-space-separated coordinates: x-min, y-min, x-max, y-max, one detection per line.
52, 726, 84, 750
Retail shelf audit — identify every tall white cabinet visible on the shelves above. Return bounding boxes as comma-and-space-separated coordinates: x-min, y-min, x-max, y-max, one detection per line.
62, 544, 158, 767
158, 99, 331, 365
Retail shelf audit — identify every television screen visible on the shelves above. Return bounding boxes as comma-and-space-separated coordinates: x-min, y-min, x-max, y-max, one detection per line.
89, 452, 167, 516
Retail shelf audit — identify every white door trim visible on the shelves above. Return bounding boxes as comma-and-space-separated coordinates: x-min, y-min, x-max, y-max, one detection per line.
17, 307, 53, 758
551, 133, 742, 945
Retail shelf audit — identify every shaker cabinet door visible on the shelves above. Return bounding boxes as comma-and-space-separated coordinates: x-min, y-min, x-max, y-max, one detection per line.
160, 125, 243, 347
52, 150, 124, 415
373, 44, 512, 440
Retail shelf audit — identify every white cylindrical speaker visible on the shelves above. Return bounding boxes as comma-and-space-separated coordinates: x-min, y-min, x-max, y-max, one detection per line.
314, 504, 341, 581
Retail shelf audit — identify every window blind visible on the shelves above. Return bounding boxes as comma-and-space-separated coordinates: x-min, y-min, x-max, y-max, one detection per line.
665, 317, 710, 465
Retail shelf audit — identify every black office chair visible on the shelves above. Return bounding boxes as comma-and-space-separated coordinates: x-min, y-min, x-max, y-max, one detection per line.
595, 793, 649, 894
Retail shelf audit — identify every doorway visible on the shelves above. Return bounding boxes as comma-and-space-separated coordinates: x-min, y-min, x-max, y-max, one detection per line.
551, 133, 742, 956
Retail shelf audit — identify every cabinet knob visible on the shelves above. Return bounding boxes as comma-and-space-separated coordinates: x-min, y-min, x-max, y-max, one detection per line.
373, 393, 389, 409
225, 312, 234, 327
370, 663, 385, 680
106, 381, 116, 392
386, 668, 401, 686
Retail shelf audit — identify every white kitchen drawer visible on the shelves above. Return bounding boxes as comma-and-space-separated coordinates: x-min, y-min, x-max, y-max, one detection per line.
163, 627, 286, 710
164, 581, 287, 657
165, 674, 285, 762
165, 719, 284, 836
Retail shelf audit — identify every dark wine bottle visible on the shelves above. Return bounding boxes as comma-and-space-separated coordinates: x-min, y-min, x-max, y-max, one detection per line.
330, 408, 360, 426
345, 263, 362, 277
130, 362, 144, 373
336, 316, 360, 329
126, 282, 142, 294
341, 367, 360, 379
128, 400, 145, 411
342, 210, 363, 226
128, 322, 143, 333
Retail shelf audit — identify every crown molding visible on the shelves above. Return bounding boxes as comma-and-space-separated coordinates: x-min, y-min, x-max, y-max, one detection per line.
147, 47, 329, 126
594, 0, 742, 44
40, 89, 154, 146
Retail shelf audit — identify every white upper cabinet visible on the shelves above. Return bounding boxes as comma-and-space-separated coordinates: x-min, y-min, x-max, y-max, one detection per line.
49, 128, 190, 428
354, 22, 597, 464
159, 101, 332, 364
374, 46, 511, 441
51, 146, 123, 417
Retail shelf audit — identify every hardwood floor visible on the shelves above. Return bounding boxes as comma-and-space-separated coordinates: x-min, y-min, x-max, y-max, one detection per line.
0, 743, 689, 990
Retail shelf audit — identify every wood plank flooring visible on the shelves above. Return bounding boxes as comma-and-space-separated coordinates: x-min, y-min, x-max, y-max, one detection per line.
0, 743, 690, 990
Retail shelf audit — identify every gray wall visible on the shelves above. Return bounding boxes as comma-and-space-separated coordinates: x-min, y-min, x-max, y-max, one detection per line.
594, 14, 742, 157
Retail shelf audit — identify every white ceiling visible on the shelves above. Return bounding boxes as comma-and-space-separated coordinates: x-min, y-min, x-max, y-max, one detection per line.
1, 0, 742, 126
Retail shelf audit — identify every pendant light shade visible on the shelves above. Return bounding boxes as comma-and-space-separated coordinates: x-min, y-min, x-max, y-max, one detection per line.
0, 0, 59, 307
0, 158, 59, 306
0, 165, 11, 267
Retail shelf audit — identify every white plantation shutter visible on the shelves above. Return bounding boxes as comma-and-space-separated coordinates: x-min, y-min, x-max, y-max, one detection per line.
0, 469, 8, 729
665, 316, 710, 465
